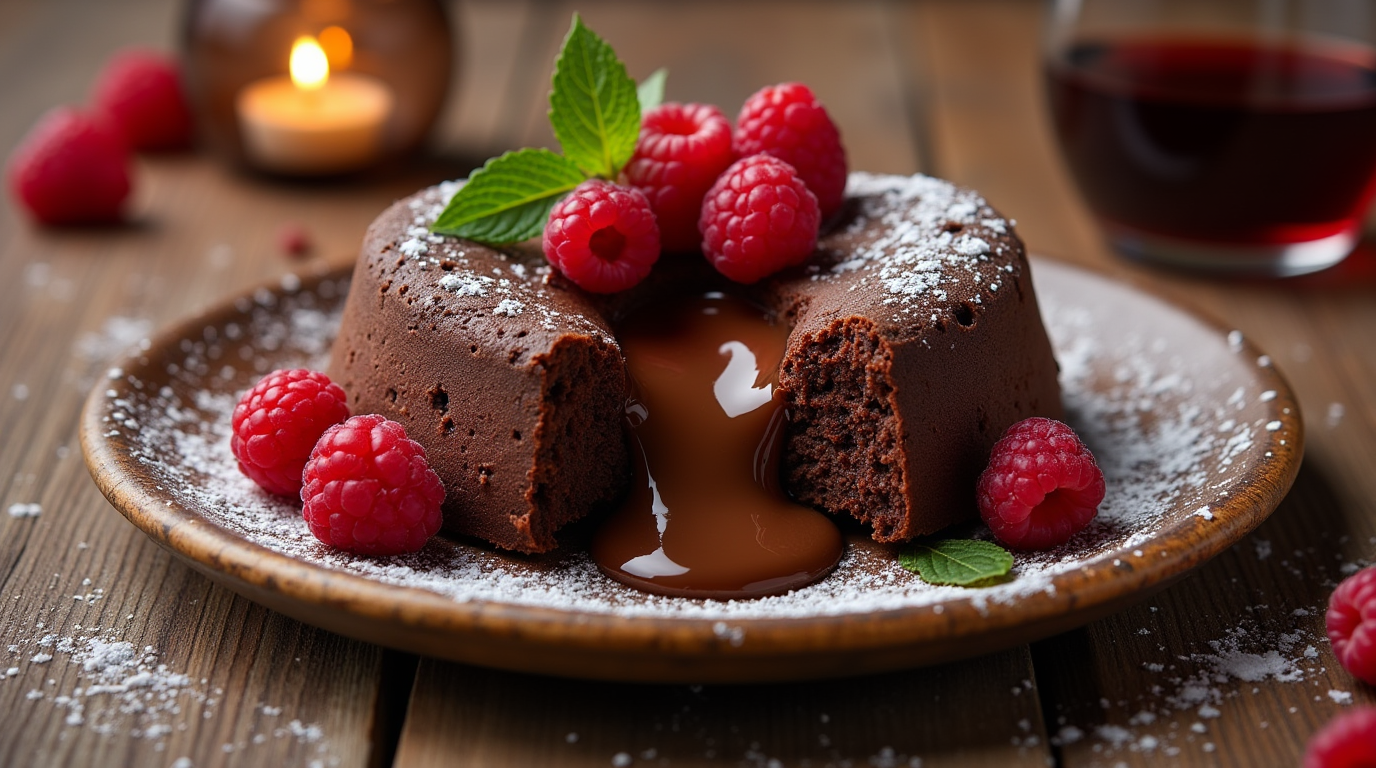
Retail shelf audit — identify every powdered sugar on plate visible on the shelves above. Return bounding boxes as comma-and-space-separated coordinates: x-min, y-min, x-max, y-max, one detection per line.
91, 260, 1292, 624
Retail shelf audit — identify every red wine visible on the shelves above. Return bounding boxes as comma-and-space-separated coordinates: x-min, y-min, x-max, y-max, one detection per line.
1047, 38, 1376, 245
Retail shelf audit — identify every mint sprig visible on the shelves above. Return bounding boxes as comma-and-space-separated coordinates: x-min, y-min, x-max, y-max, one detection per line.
431, 15, 656, 244
899, 539, 1014, 587
550, 14, 641, 178
430, 149, 584, 244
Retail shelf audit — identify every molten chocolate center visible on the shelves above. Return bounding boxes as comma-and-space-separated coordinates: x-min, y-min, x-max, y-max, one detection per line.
590, 292, 844, 599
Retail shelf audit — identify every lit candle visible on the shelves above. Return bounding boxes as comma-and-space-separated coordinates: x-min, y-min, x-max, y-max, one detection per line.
236, 34, 394, 175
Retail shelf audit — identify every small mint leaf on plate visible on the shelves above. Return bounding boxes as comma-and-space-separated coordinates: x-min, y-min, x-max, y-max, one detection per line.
549, 14, 641, 179
637, 68, 668, 113
899, 539, 1014, 587
430, 148, 585, 244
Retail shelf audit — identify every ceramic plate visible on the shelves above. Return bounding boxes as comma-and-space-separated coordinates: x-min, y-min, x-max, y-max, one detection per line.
81, 258, 1301, 682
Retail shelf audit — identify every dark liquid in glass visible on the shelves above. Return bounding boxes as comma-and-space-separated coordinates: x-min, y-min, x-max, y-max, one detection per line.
1047, 38, 1376, 245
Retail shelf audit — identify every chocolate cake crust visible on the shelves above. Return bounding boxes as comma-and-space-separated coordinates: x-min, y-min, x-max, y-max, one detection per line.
329, 174, 1061, 552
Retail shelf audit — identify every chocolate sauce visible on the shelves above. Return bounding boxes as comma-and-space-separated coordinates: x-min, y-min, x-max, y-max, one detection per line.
591, 292, 843, 599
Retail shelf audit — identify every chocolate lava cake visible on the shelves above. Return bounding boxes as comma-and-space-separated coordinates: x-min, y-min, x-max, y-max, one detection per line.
327, 173, 1063, 553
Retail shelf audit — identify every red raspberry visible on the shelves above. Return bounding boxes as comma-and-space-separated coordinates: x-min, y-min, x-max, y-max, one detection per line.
7, 107, 131, 226
734, 83, 848, 218
231, 369, 350, 496
543, 179, 660, 293
301, 414, 445, 556
91, 49, 194, 152
976, 417, 1105, 550
624, 102, 735, 252
1328, 566, 1376, 684
1304, 708, 1376, 768
698, 154, 820, 284
277, 222, 313, 259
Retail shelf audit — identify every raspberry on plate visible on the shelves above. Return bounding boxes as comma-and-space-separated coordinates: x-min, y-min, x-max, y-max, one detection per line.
92, 49, 194, 152
624, 102, 735, 252
1328, 566, 1376, 684
7, 107, 131, 226
698, 153, 820, 284
734, 82, 848, 219
543, 179, 660, 293
1304, 707, 1376, 768
976, 417, 1105, 550
231, 369, 350, 496
301, 414, 445, 556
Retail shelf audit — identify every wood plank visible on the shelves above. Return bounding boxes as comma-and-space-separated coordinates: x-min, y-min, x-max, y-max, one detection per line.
900, 1, 1376, 765
0, 166, 404, 768
394, 5, 1048, 767
394, 650, 1051, 768
0, 0, 505, 762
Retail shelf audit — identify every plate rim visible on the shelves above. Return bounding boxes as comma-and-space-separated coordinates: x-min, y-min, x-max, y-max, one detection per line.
79, 257, 1305, 681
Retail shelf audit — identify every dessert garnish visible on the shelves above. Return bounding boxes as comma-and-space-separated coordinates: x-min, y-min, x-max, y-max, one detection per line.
231, 368, 350, 496
301, 414, 445, 556
977, 417, 1106, 550
733, 82, 848, 219
8, 107, 132, 226
1326, 565, 1376, 684
699, 154, 820, 283
589, 292, 842, 599
429, 14, 846, 290
543, 178, 660, 293
92, 49, 194, 152
898, 539, 1014, 587
624, 101, 735, 251
429, 15, 649, 249
1303, 707, 1376, 768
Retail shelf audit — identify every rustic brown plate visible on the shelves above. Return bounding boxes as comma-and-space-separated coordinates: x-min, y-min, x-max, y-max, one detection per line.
80, 258, 1302, 683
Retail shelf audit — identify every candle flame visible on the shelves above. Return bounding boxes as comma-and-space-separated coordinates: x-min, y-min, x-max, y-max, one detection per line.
290, 36, 329, 90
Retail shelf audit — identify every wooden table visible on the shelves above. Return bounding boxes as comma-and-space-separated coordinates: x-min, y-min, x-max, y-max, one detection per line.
1, 1, 1372, 765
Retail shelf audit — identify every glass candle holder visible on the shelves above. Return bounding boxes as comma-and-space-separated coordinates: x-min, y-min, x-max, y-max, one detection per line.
1045, 0, 1376, 276
182, 0, 454, 176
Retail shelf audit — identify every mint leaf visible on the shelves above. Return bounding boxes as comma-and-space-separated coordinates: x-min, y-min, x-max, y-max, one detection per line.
549, 14, 640, 178
430, 148, 585, 244
637, 68, 668, 113
899, 539, 1014, 587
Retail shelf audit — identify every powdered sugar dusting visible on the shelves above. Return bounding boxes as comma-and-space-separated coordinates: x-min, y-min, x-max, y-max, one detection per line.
91, 259, 1291, 625
812, 173, 1018, 318
5, 623, 335, 761
400, 186, 614, 346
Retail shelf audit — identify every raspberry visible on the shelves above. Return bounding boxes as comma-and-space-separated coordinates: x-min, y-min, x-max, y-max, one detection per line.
231, 369, 350, 496
7, 107, 131, 226
543, 179, 660, 293
734, 82, 848, 218
976, 417, 1105, 550
1328, 566, 1376, 684
91, 49, 194, 152
624, 102, 735, 252
301, 414, 445, 556
1304, 708, 1376, 768
698, 154, 820, 284
277, 222, 313, 259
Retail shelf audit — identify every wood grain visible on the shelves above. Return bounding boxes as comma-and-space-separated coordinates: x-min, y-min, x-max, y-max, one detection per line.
1, 0, 1373, 765
901, 2, 1376, 766
394, 649, 1051, 768
0, 0, 508, 766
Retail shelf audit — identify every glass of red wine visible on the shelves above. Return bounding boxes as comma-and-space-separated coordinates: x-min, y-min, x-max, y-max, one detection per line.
1045, 0, 1376, 276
